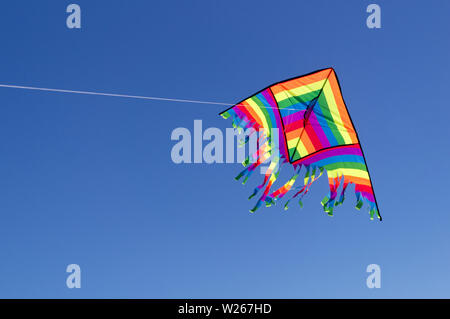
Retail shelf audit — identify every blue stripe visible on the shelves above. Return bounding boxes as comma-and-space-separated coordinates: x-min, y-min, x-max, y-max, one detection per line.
313, 154, 365, 167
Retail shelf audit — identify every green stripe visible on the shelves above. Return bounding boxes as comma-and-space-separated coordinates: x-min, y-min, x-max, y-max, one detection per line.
250, 95, 273, 129
323, 161, 368, 171
317, 93, 345, 145
221, 111, 231, 119
277, 90, 320, 109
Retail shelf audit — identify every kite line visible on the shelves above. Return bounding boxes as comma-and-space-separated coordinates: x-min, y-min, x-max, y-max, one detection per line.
0, 83, 301, 111
0, 83, 233, 106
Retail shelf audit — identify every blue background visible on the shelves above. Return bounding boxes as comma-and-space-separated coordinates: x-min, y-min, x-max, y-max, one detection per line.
0, 0, 449, 298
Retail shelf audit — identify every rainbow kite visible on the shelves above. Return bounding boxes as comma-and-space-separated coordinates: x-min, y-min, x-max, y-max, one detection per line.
220, 68, 381, 220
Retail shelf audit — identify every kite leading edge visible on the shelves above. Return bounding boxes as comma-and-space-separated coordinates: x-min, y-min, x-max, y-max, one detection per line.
220, 68, 381, 220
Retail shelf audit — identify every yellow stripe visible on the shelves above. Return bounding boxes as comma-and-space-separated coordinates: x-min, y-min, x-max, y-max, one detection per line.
327, 168, 369, 179
274, 80, 326, 103
297, 141, 309, 157
322, 82, 353, 144
287, 137, 299, 149
292, 139, 311, 158
246, 98, 270, 132
288, 137, 309, 158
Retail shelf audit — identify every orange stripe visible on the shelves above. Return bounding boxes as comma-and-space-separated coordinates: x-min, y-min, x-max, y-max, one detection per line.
286, 127, 302, 142
300, 129, 316, 155
271, 68, 332, 95
341, 175, 372, 187
326, 176, 371, 188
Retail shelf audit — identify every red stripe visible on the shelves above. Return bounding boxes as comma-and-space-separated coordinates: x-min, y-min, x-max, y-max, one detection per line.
304, 122, 324, 152
284, 118, 304, 132
354, 184, 374, 195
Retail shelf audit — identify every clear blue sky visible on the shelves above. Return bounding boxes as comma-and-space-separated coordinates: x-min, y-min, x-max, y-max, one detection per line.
0, 0, 449, 298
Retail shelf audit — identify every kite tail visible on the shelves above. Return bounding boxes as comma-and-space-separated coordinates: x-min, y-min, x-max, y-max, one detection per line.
284, 165, 323, 210
223, 112, 287, 212
250, 157, 280, 213
265, 167, 301, 207
355, 187, 382, 221
335, 180, 349, 207
320, 172, 381, 221
321, 175, 343, 216
235, 134, 272, 184
235, 151, 269, 185
248, 155, 279, 200
237, 127, 258, 147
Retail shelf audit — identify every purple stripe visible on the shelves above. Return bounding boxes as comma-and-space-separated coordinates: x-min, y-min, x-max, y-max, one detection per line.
307, 111, 331, 148
261, 88, 276, 107
233, 107, 249, 123
299, 144, 362, 165
282, 110, 305, 125
360, 192, 375, 202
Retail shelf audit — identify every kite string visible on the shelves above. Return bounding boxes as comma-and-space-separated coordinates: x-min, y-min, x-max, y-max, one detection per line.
0, 83, 301, 111
0, 83, 233, 106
